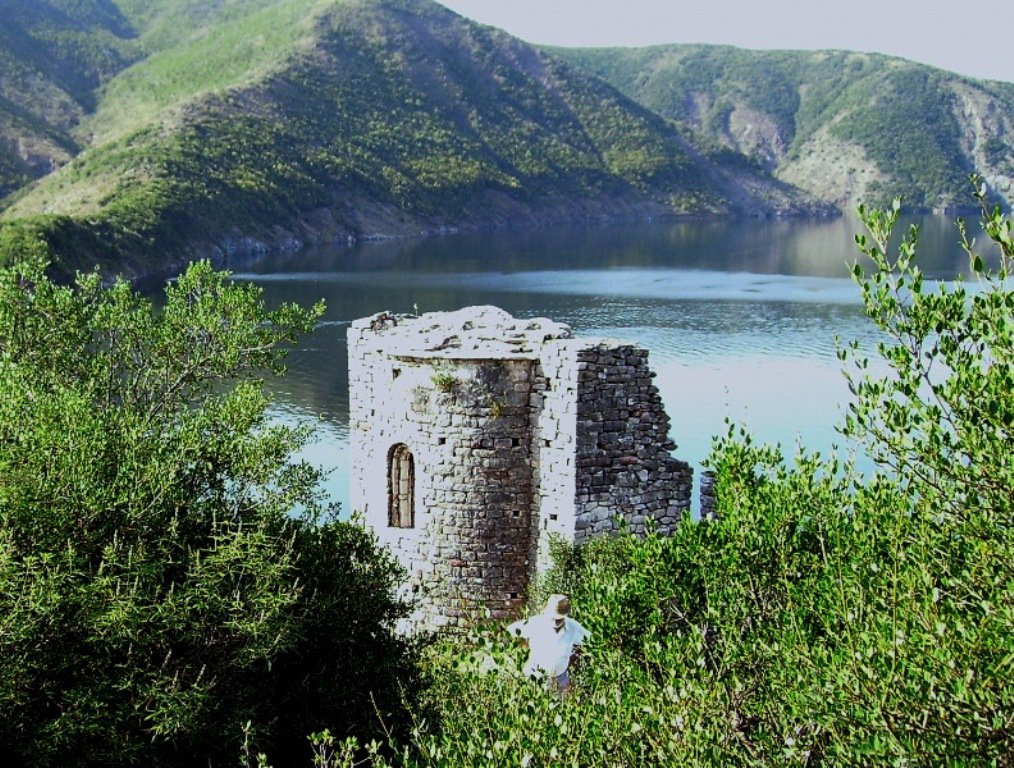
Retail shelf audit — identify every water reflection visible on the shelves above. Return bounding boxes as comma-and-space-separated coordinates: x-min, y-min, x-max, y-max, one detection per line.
244, 213, 980, 279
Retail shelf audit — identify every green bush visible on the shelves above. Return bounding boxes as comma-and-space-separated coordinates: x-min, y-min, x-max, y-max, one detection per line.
846, 186, 1013, 523
315, 445, 1008, 765
0, 259, 418, 766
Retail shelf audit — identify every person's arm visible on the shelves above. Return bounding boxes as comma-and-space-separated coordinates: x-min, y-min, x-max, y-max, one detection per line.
569, 621, 589, 666
506, 618, 529, 646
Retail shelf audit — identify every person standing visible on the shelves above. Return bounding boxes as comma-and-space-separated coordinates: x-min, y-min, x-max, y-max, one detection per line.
507, 594, 590, 694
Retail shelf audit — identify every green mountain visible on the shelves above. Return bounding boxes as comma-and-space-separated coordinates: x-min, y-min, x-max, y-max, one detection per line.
0, 0, 139, 198
556, 45, 1014, 212
0, 0, 1011, 279
0, 0, 817, 278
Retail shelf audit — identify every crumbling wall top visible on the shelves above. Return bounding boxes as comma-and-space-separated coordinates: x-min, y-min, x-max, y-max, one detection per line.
350, 306, 576, 360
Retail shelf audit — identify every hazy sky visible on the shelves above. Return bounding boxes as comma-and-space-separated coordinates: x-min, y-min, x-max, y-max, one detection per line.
436, 1, 1014, 83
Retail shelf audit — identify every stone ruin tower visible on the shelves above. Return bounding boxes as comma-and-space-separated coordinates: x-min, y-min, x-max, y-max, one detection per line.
347, 306, 692, 630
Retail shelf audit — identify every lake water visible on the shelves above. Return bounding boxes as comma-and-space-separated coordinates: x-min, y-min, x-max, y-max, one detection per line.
232, 213, 977, 514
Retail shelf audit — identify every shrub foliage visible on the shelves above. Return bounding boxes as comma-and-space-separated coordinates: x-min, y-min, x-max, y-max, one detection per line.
302, 189, 1012, 767
1, 188, 1010, 766
0, 260, 416, 767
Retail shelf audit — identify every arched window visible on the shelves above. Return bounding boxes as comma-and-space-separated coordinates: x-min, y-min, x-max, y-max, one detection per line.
388, 444, 415, 528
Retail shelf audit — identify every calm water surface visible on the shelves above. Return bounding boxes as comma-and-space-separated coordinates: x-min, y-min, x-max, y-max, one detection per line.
231, 214, 977, 514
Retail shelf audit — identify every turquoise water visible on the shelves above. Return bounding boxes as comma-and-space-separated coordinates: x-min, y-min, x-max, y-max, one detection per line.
232, 214, 978, 513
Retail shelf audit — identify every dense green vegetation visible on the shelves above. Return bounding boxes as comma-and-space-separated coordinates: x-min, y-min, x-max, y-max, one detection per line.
86, 0, 332, 144
0, 0, 143, 198
0, 260, 421, 766
270, 192, 1008, 766
0, 0, 137, 105
559, 45, 1014, 210
827, 69, 971, 207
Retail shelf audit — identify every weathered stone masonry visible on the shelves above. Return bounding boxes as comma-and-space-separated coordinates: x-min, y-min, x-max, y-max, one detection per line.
573, 346, 690, 541
348, 306, 693, 630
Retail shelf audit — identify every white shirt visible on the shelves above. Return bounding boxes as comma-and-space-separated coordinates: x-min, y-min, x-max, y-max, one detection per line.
507, 615, 590, 678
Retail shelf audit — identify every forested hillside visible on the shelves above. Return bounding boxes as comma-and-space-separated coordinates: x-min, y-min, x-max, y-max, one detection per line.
0, 0, 139, 198
0, 0, 815, 278
558, 45, 1014, 211
0, 0, 1011, 279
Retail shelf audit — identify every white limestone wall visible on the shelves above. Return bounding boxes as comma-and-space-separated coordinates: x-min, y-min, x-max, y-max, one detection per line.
348, 310, 545, 630
348, 318, 441, 582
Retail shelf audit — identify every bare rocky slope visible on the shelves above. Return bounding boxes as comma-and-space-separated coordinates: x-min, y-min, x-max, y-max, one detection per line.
558, 45, 1014, 212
